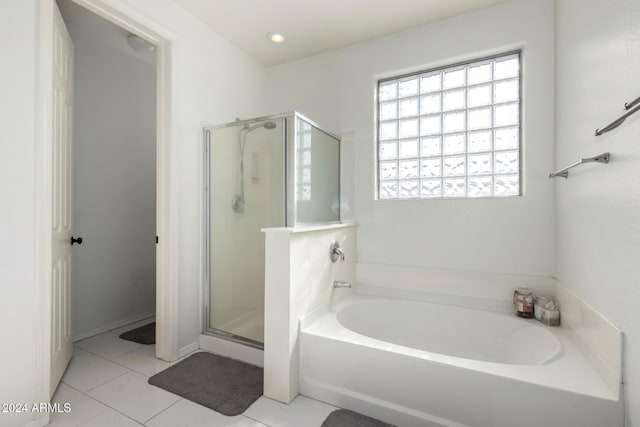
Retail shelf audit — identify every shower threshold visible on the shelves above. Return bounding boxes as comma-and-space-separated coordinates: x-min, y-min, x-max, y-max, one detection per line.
206, 309, 264, 350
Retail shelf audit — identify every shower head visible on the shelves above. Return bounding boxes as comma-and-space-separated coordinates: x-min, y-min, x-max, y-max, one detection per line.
243, 121, 277, 132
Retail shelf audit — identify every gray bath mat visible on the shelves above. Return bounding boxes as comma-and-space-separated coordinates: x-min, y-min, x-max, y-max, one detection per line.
321, 409, 396, 427
119, 322, 155, 345
148, 352, 263, 416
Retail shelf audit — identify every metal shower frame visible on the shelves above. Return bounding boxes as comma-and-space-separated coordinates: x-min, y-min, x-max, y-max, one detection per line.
201, 111, 341, 349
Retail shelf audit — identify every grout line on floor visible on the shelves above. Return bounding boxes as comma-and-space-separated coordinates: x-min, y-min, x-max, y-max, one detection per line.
141, 397, 184, 426
82, 369, 132, 393
112, 344, 145, 360
53, 382, 118, 424
242, 412, 275, 427
108, 348, 158, 372
62, 345, 174, 426
108, 317, 157, 336
74, 344, 143, 361
110, 360, 153, 378
87, 395, 146, 427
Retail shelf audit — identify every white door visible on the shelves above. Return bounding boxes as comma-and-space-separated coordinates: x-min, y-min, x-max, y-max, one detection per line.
50, 2, 74, 396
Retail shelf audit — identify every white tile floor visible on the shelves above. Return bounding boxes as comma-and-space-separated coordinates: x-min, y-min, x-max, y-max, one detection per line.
51, 323, 339, 427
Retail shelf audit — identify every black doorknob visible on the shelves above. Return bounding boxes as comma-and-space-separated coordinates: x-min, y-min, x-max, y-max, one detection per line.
71, 236, 83, 245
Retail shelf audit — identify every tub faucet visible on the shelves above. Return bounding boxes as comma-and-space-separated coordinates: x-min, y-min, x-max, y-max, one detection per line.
330, 240, 345, 263
333, 280, 352, 289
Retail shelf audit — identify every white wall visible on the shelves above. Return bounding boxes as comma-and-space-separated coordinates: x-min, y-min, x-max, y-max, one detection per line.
266, 0, 556, 277
0, 1, 39, 426
62, 5, 158, 340
0, 6, 267, 420
554, 0, 640, 424
107, 0, 268, 352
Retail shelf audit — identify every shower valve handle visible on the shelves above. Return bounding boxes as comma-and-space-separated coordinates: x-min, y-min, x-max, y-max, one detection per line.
330, 240, 345, 263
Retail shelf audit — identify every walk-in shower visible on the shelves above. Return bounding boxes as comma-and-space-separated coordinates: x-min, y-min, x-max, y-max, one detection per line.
203, 112, 340, 348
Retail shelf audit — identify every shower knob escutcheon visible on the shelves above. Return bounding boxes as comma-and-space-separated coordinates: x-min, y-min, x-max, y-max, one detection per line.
330, 240, 345, 263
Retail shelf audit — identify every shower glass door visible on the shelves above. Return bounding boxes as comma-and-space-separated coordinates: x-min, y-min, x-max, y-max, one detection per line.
204, 117, 285, 346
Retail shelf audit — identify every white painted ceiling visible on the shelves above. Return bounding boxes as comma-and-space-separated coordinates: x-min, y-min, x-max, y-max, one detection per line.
58, 0, 156, 66
173, 0, 510, 67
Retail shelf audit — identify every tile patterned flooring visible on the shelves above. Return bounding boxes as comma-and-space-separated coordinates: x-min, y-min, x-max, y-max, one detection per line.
51, 321, 338, 426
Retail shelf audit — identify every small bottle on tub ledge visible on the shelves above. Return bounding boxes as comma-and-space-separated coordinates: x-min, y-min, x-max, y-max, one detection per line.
513, 286, 534, 318
534, 297, 561, 326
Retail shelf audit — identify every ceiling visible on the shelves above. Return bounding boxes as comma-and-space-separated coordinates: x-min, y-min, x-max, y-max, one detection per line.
58, 0, 156, 65
173, 0, 510, 67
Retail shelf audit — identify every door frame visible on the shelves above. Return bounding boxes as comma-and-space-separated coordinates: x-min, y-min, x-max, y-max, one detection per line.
35, 0, 178, 406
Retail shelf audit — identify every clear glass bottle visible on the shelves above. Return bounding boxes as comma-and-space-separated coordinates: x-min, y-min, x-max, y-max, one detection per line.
513, 286, 534, 318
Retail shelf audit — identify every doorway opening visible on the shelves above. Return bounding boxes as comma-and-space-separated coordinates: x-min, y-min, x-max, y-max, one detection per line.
58, 0, 157, 344
37, 0, 177, 408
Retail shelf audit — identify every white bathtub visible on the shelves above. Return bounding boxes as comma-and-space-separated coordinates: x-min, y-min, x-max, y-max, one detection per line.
300, 295, 623, 427
337, 299, 561, 366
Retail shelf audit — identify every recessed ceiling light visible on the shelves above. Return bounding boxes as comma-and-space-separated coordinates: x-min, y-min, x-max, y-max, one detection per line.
267, 32, 285, 43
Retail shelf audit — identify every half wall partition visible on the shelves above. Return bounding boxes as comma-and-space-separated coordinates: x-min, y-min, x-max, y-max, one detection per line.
203, 112, 340, 348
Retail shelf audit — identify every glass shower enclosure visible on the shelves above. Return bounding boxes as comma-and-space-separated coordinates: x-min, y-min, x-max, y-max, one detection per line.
203, 112, 340, 348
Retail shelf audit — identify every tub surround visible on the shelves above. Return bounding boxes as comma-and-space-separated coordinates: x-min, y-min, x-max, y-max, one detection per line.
262, 223, 357, 403
357, 262, 555, 313
554, 280, 623, 396
300, 293, 623, 427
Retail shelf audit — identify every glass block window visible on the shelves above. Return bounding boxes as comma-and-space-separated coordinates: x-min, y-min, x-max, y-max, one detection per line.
377, 52, 521, 199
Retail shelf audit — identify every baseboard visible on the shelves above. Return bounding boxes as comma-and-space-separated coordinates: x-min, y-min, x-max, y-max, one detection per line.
73, 312, 155, 342
199, 334, 264, 367
178, 342, 200, 359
